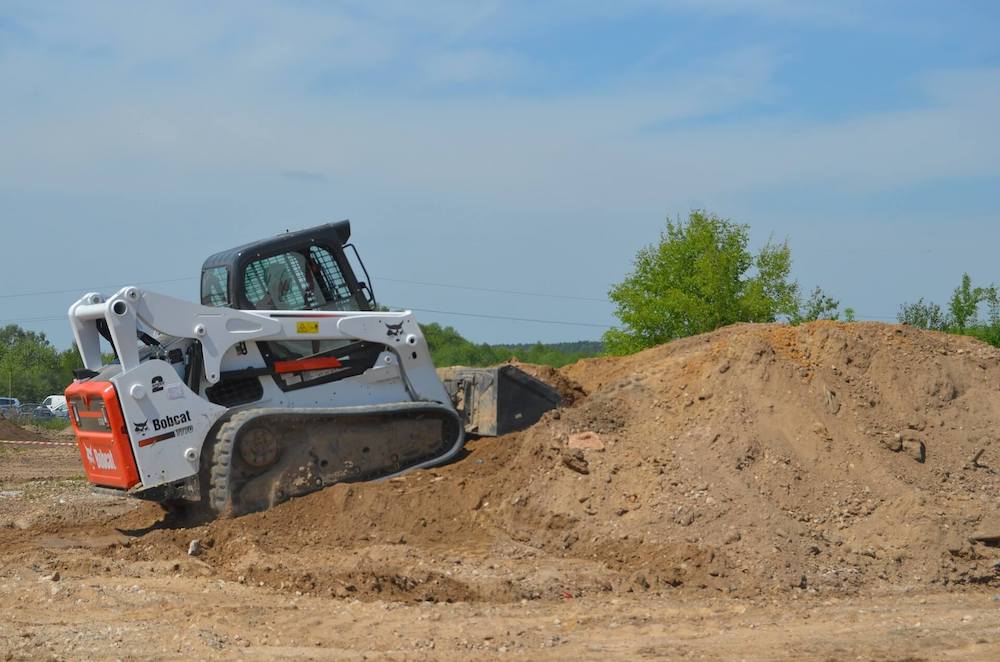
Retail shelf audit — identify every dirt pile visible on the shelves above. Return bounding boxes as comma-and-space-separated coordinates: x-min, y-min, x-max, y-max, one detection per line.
0, 417, 47, 441
119, 322, 1000, 602
509, 361, 588, 405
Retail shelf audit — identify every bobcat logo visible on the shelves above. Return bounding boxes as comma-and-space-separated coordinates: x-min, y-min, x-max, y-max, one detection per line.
84, 446, 117, 471
385, 322, 404, 337
134, 419, 149, 433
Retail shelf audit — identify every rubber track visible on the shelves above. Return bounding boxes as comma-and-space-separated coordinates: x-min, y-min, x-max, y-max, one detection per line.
206, 410, 255, 515
203, 404, 463, 517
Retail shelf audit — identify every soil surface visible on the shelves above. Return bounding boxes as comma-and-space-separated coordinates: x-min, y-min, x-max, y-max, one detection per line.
0, 417, 49, 442
2, 322, 1000, 659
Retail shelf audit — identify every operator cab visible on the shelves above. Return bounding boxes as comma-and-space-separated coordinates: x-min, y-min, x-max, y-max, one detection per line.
200, 221, 375, 313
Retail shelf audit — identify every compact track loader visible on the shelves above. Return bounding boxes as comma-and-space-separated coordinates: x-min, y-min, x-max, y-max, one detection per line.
65, 222, 559, 516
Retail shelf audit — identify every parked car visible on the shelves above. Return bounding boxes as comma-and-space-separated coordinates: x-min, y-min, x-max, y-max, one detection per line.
31, 405, 54, 420
0, 397, 21, 417
51, 402, 70, 420
41, 395, 67, 413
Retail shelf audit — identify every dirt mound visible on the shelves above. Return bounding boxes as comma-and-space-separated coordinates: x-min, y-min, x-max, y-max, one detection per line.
117, 322, 1000, 602
509, 361, 588, 405
0, 417, 47, 441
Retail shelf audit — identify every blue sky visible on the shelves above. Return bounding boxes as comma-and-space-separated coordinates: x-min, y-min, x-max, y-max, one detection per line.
2, 0, 999, 348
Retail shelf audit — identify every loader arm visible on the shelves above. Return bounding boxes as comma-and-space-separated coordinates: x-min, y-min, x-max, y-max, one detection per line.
69, 286, 449, 402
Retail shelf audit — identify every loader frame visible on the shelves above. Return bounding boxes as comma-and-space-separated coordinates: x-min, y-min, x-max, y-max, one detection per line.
67, 286, 454, 492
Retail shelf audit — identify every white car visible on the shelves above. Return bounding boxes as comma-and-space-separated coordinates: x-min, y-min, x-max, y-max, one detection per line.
41, 395, 67, 413
0, 397, 21, 416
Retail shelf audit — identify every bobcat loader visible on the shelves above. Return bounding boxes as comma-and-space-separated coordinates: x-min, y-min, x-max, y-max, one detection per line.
65, 221, 559, 516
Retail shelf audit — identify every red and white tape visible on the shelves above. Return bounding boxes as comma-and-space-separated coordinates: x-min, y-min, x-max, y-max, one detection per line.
0, 439, 76, 447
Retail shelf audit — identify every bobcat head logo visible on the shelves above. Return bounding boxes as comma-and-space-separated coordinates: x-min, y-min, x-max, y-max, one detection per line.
134, 419, 149, 433
385, 322, 404, 337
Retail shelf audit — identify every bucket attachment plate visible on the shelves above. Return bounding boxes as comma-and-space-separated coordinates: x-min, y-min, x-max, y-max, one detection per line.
438, 365, 561, 436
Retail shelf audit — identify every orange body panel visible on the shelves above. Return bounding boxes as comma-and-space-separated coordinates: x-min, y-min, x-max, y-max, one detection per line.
64, 380, 140, 490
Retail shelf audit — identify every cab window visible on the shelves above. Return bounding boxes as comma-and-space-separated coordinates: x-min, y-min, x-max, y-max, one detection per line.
201, 266, 230, 307
242, 247, 359, 311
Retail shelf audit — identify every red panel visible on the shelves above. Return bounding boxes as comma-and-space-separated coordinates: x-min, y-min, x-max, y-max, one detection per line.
272, 356, 343, 373
64, 380, 140, 490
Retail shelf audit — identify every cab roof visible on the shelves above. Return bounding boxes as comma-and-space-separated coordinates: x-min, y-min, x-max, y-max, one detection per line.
201, 220, 352, 272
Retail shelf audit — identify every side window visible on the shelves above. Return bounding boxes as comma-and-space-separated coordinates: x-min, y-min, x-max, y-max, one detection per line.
307, 246, 359, 311
201, 267, 230, 307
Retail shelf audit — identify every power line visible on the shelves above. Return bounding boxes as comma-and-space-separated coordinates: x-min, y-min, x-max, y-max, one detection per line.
0, 273, 609, 305
0, 315, 66, 324
0, 276, 197, 300
0, 273, 898, 328
390, 306, 613, 329
0, 309, 614, 330
0, 274, 903, 323
374, 275, 609, 303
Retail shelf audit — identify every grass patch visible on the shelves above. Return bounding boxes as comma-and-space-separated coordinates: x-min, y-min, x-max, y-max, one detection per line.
28, 418, 72, 431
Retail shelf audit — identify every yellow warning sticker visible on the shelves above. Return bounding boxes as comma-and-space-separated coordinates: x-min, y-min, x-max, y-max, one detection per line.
296, 321, 320, 334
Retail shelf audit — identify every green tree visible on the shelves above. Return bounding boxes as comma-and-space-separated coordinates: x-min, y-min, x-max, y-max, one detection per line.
58, 347, 84, 386
603, 211, 799, 355
948, 273, 993, 330
897, 298, 949, 330
792, 286, 841, 324
0, 324, 68, 402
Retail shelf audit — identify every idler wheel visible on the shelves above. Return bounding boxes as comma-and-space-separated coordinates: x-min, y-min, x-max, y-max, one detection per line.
238, 427, 280, 468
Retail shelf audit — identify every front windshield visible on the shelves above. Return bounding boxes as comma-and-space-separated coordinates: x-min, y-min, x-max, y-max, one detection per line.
243, 247, 360, 311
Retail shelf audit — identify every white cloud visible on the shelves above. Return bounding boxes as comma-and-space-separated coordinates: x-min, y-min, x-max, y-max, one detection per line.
1, 1, 995, 211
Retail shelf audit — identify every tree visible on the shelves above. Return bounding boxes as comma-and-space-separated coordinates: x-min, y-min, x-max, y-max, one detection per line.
0, 324, 69, 402
603, 211, 799, 355
792, 286, 841, 324
948, 273, 993, 330
897, 298, 950, 330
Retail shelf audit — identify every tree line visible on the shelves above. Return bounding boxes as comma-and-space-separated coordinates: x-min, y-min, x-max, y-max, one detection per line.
422, 323, 601, 368
0, 325, 83, 403
897, 273, 1000, 346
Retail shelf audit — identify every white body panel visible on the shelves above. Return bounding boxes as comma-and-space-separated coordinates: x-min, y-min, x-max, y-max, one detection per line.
111, 360, 227, 486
